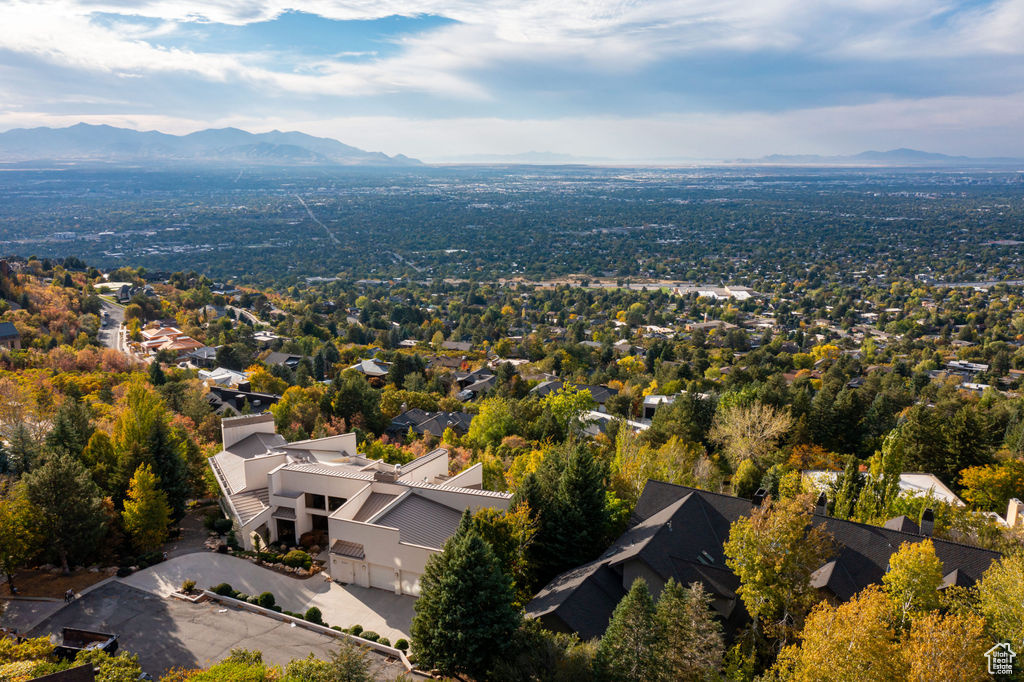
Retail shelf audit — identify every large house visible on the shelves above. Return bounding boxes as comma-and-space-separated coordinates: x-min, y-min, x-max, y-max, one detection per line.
526, 481, 999, 640
209, 414, 511, 596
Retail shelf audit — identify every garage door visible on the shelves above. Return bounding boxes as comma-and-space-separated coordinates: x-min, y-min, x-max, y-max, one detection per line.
331, 556, 355, 584
400, 572, 421, 597
369, 564, 395, 592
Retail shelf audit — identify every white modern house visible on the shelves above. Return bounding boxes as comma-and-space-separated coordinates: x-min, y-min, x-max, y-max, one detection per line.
209, 413, 511, 596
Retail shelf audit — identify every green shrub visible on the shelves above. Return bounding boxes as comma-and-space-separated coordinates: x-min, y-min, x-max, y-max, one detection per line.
331, 626, 343, 632
212, 518, 233, 534
283, 610, 300, 618
180, 579, 196, 593
257, 592, 276, 608
394, 638, 409, 652
377, 637, 390, 647
247, 595, 260, 605
234, 592, 249, 602
349, 624, 363, 636
360, 631, 379, 642
304, 607, 323, 625
283, 549, 312, 569
269, 605, 282, 613
211, 583, 234, 596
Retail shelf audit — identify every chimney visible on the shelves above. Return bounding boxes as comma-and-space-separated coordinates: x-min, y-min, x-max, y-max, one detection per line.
920, 508, 935, 537
815, 492, 828, 516
753, 488, 768, 506
1007, 498, 1024, 528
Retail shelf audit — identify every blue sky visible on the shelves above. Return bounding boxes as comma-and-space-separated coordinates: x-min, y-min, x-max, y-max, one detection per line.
1, 1, 1024, 161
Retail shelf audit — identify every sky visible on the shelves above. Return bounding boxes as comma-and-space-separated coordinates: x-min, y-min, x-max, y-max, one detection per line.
1, 0, 1024, 162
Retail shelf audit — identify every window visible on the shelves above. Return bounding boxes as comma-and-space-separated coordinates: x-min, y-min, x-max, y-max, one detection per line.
328, 496, 347, 512
305, 493, 326, 510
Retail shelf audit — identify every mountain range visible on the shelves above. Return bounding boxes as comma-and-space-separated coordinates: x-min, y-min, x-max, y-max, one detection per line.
0, 123, 420, 167
737, 148, 1024, 167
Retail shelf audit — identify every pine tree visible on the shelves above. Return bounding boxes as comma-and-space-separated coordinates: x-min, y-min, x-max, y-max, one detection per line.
121, 464, 171, 553
148, 360, 166, 386
7, 424, 40, 476
832, 454, 862, 519
23, 453, 106, 573
44, 397, 94, 460
411, 525, 521, 679
595, 578, 664, 682
656, 580, 725, 681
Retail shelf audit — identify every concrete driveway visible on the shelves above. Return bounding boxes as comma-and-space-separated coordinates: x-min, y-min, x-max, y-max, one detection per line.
29, 581, 409, 679
122, 553, 415, 641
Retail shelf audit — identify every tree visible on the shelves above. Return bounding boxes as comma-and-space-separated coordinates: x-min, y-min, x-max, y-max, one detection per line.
977, 553, 1024, 648
771, 586, 906, 682
284, 642, 372, 682
852, 430, 904, 523
467, 396, 519, 449
81, 430, 118, 495
148, 360, 166, 386
23, 452, 106, 572
0, 483, 41, 593
903, 611, 988, 682
541, 385, 596, 439
7, 424, 41, 476
44, 397, 94, 459
411, 524, 520, 680
112, 379, 190, 518
732, 459, 761, 499
723, 494, 833, 642
830, 455, 863, 519
881, 539, 943, 627
525, 444, 613, 584
710, 401, 792, 469
121, 464, 171, 553
595, 579, 664, 682
470, 503, 538, 605
959, 459, 1024, 512
656, 580, 725, 681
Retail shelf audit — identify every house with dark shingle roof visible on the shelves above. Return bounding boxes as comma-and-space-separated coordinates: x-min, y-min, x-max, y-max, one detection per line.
0, 321, 20, 350
530, 379, 618, 411
388, 409, 473, 438
526, 480, 1000, 640
208, 413, 511, 597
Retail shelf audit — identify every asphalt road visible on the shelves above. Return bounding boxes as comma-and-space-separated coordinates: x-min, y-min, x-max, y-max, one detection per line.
30, 581, 409, 678
97, 299, 126, 352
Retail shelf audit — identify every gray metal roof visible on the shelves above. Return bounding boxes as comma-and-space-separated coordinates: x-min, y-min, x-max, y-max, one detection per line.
230, 488, 269, 525
271, 507, 296, 520
330, 540, 366, 559
225, 432, 288, 459
353, 493, 399, 522
375, 493, 464, 550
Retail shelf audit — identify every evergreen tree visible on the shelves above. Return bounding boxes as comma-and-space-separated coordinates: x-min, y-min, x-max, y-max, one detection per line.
81, 430, 118, 495
411, 525, 521, 679
530, 444, 612, 583
595, 579, 664, 682
6, 424, 40, 476
656, 580, 725, 681
112, 379, 190, 518
121, 464, 171, 553
148, 360, 166, 386
831, 455, 863, 520
44, 397, 94, 460
23, 453, 106, 572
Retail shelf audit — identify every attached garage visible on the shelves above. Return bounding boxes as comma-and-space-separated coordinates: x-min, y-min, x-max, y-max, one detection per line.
400, 571, 422, 597
369, 564, 396, 592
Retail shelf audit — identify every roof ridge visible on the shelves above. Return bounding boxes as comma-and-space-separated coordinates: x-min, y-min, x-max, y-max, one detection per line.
816, 512, 1002, 555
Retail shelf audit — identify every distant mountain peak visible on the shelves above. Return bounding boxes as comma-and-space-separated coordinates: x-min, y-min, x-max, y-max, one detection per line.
737, 148, 1019, 167
0, 123, 421, 167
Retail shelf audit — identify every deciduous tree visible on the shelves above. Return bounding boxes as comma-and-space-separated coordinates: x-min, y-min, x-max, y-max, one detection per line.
121, 464, 171, 553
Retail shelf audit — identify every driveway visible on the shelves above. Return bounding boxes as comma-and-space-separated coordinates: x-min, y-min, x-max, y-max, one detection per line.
122, 553, 415, 642
29, 581, 409, 679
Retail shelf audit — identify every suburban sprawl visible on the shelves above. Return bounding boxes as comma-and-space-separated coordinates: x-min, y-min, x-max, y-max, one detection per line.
0, 164, 1023, 680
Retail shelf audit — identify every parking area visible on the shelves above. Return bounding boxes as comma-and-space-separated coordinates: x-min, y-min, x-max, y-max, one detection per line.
121, 552, 415, 641
29, 581, 409, 679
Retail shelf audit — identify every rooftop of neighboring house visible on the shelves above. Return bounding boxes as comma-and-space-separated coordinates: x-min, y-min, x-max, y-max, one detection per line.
0, 321, 19, 339
527, 480, 997, 641
802, 470, 965, 507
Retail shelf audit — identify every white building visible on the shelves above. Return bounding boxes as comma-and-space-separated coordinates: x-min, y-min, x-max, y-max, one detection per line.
210, 414, 511, 596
